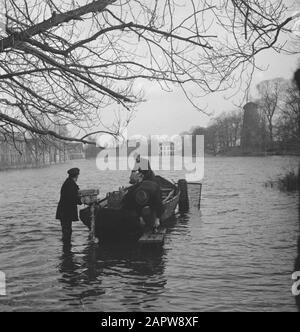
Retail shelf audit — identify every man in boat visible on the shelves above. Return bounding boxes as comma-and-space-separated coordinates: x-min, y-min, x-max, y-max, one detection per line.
56, 168, 82, 243
124, 159, 163, 232
129, 154, 156, 184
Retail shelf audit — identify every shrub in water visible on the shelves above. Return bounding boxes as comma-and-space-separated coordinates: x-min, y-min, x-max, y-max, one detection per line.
278, 170, 299, 191
265, 167, 299, 192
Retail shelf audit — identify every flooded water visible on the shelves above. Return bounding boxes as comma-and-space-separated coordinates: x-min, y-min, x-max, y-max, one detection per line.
0, 156, 299, 312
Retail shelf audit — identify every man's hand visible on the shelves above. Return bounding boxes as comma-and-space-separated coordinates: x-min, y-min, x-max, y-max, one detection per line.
154, 218, 160, 228
139, 217, 146, 227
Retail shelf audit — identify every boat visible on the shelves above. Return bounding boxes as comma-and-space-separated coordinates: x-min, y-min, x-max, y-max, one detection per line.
79, 176, 189, 243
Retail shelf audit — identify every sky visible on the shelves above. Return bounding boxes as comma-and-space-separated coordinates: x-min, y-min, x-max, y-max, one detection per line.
126, 50, 300, 137
2, 0, 299, 140
123, 0, 300, 138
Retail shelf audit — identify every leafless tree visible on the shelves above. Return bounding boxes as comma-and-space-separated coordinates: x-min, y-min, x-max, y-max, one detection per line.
212, 110, 242, 150
256, 78, 286, 144
0, 0, 299, 144
277, 80, 300, 145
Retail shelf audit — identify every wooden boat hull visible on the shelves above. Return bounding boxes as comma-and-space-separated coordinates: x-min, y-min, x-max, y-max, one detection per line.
80, 177, 180, 242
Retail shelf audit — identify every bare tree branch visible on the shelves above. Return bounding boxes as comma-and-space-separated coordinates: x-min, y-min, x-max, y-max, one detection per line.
0, 0, 298, 145
0, 0, 116, 51
0, 111, 118, 144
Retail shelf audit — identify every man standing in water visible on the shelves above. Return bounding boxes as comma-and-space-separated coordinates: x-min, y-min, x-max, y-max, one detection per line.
56, 168, 82, 243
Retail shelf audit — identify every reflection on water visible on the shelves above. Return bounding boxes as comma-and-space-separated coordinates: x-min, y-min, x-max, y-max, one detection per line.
57, 216, 182, 311
58, 242, 167, 312
0, 156, 299, 311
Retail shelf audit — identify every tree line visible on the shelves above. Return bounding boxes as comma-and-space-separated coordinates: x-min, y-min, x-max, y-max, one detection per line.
188, 70, 300, 155
0, 0, 299, 145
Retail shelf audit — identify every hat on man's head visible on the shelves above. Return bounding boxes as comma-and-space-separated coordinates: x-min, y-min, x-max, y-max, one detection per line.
67, 168, 80, 177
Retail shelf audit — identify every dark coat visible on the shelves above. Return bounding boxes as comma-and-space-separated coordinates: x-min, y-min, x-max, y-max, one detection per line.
56, 177, 82, 222
139, 180, 163, 218
122, 180, 164, 218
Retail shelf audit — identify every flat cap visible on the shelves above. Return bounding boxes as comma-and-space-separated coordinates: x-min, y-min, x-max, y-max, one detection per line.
67, 168, 80, 177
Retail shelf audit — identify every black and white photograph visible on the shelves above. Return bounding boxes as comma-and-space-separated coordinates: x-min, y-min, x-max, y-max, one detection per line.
0, 0, 300, 314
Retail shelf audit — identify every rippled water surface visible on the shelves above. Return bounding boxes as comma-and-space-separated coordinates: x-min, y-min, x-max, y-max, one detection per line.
0, 156, 299, 312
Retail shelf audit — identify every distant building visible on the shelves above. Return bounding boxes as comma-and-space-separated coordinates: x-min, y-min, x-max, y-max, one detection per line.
67, 143, 84, 160
241, 102, 263, 152
159, 141, 175, 156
